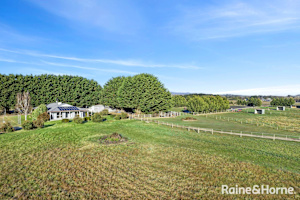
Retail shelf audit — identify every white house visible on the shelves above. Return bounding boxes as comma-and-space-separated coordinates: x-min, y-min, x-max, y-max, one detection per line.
46, 101, 89, 121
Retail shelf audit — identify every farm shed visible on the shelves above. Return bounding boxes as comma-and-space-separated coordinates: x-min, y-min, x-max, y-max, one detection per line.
254, 109, 265, 114
277, 106, 285, 111
88, 105, 116, 113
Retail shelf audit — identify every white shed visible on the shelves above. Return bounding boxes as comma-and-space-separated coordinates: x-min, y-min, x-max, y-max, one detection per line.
254, 109, 265, 114
277, 106, 285, 111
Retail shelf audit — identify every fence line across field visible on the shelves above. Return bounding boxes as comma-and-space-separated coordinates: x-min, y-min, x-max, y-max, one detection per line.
129, 110, 234, 119
204, 113, 300, 133
131, 117, 300, 143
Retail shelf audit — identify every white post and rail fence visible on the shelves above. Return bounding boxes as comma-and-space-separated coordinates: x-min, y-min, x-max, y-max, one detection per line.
131, 117, 300, 143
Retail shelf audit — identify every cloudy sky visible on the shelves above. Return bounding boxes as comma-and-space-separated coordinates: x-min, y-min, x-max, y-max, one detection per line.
1, 0, 300, 95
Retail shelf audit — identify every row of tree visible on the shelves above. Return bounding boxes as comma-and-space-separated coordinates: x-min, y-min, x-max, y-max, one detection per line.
0, 74, 102, 111
186, 95, 230, 112
100, 74, 172, 113
270, 98, 295, 106
236, 97, 262, 106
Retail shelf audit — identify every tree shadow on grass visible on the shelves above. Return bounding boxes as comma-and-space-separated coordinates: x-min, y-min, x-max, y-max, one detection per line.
44, 124, 55, 128
13, 126, 22, 131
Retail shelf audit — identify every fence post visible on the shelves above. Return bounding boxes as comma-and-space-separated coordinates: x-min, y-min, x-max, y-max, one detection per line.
198, 128, 200, 133
240, 131, 242, 137
211, 129, 213, 134
273, 134, 275, 141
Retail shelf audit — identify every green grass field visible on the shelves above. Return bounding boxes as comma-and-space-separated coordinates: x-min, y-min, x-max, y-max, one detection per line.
164, 107, 300, 139
0, 117, 299, 199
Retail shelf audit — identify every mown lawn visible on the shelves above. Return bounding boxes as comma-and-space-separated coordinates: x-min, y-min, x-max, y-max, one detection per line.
0, 119, 299, 199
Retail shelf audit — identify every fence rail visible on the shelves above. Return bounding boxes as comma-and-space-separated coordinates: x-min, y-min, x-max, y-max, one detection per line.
132, 117, 300, 143
129, 110, 233, 119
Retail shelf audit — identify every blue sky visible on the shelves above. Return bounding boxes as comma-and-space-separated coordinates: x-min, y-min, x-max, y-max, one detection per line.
1, 0, 300, 95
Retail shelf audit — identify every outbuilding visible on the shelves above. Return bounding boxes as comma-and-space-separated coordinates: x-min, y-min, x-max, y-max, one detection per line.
88, 105, 116, 113
277, 106, 285, 111
254, 109, 265, 114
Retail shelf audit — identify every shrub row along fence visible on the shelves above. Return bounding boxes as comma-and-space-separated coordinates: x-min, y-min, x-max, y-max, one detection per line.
132, 117, 300, 143
205, 114, 300, 133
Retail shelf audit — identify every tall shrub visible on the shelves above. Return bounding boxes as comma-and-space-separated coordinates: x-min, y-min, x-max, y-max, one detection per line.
32, 104, 47, 120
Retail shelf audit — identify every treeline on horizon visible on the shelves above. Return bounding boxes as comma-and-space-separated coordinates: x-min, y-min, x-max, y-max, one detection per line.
172, 94, 230, 112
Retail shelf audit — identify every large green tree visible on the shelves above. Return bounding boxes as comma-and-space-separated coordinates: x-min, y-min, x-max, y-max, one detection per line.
117, 74, 172, 113
172, 95, 187, 107
0, 74, 102, 110
100, 76, 126, 109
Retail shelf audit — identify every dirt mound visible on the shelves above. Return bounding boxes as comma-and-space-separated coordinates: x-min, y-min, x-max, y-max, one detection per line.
99, 133, 128, 144
181, 117, 197, 121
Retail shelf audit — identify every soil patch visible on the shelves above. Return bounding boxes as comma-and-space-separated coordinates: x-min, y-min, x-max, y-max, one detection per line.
181, 117, 197, 121
99, 133, 128, 145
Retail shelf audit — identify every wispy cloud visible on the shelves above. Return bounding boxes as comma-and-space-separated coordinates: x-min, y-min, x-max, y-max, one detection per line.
169, 0, 300, 40
215, 84, 300, 96
0, 48, 201, 69
0, 56, 137, 75
41, 61, 137, 75
26, 0, 143, 34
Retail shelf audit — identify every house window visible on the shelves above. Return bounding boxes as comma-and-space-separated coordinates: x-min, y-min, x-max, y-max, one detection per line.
57, 113, 59, 118
66, 112, 68, 118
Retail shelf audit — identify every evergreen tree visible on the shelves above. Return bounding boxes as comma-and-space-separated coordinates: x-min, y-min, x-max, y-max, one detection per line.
172, 95, 187, 107
117, 74, 172, 113
100, 76, 126, 109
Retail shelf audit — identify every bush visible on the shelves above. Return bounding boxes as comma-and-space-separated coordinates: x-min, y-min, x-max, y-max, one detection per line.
0, 122, 14, 133
91, 113, 105, 122
33, 119, 44, 128
37, 112, 50, 122
121, 112, 128, 119
22, 120, 34, 130
62, 119, 69, 123
84, 117, 90, 121
73, 116, 83, 124
100, 109, 109, 115
114, 115, 122, 120
32, 104, 47, 120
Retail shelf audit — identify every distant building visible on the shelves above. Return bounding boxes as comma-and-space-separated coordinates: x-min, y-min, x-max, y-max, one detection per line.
254, 109, 265, 114
277, 106, 285, 111
88, 105, 117, 113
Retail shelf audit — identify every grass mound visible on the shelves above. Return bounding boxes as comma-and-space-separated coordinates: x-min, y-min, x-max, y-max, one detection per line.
99, 132, 128, 144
